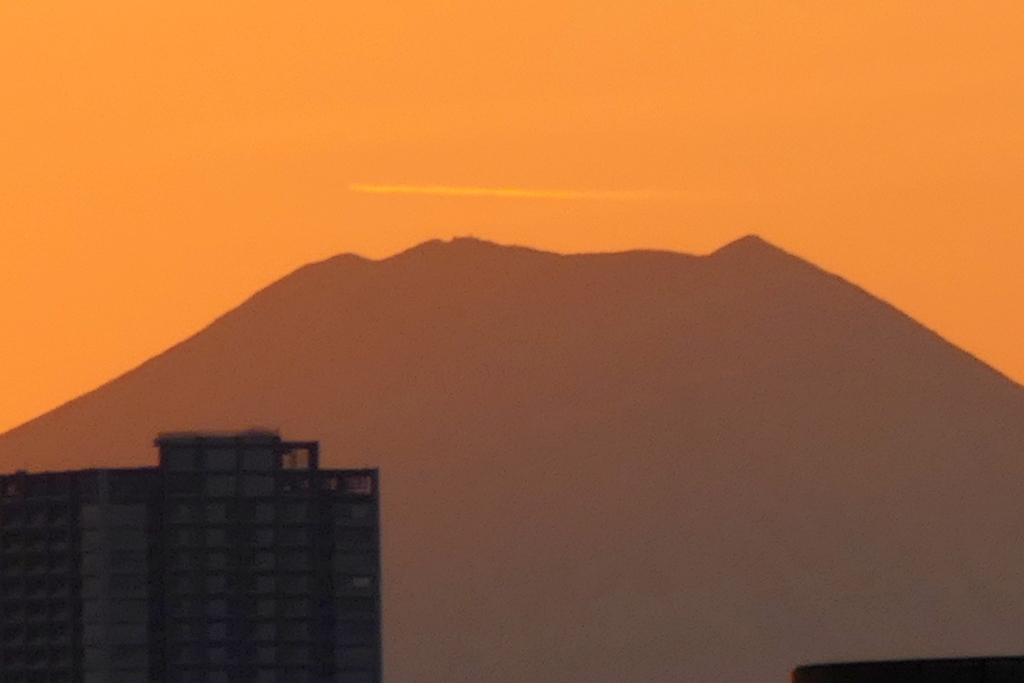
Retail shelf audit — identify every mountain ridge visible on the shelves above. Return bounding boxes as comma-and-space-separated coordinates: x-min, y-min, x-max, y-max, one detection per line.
3, 235, 1024, 683
0, 234, 800, 443
4, 234, 1020, 473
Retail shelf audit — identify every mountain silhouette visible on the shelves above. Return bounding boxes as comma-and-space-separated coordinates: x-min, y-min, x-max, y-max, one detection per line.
4, 235, 1024, 682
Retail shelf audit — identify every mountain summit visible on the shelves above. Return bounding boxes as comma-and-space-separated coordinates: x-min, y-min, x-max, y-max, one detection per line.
4, 236, 1024, 682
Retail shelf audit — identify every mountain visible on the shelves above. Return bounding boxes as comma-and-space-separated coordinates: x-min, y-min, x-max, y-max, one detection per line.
4, 235, 1024, 682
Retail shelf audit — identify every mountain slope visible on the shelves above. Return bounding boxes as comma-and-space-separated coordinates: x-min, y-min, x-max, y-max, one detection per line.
4, 235, 1024, 682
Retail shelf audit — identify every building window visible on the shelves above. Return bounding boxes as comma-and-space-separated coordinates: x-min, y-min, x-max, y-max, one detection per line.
205, 503, 227, 523
282, 449, 310, 470
334, 503, 373, 524
256, 576, 276, 594
110, 528, 147, 551
332, 553, 375, 574
172, 553, 196, 571
256, 529, 274, 547
280, 621, 310, 641
242, 449, 275, 471
105, 504, 147, 527
257, 647, 276, 665
112, 644, 148, 668
112, 549, 147, 569
174, 623, 198, 642
168, 474, 200, 495
80, 504, 104, 528
280, 552, 310, 571
208, 622, 228, 640
205, 476, 236, 497
242, 475, 274, 498
206, 575, 227, 594
108, 573, 147, 597
282, 644, 310, 664
254, 503, 275, 524
283, 576, 309, 595
207, 553, 227, 571
81, 552, 104, 575
337, 596, 376, 616
257, 599, 276, 618
281, 527, 309, 547
80, 530, 108, 552
170, 504, 196, 524
281, 503, 308, 523
335, 527, 374, 547
254, 622, 276, 641
342, 475, 374, 496
174, 529, 197, 547
174, 644, 200, 663
337, 646, 375, 668
207, 601, 228, 619
204, 450, 236, 472
254, 552, 275, 571
163, 450, 196, 472
281, 475, 310, 493
0, 506, 23, 526
172, 599, 197, 618
281, 598, 310, 618
206, 528, 227, 547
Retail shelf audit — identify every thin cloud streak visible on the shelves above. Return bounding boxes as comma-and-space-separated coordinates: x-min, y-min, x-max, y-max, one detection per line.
348, 183, 659, 201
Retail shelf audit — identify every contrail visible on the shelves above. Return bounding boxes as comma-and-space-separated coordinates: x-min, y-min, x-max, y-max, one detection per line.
348, 183, 658, 201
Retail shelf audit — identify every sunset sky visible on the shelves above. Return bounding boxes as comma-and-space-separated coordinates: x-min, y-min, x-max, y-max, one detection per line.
1, 0, 1022, 434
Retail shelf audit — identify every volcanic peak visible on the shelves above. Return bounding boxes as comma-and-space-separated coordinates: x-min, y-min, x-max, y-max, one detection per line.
315, 234, 792, 276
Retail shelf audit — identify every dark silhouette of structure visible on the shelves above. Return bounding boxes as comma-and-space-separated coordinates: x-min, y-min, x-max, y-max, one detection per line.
793, 657, 1024, 682
0, 431, 381, 683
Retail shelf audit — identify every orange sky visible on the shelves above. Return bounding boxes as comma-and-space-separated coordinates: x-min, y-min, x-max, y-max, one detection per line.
1, 0, 1023, 434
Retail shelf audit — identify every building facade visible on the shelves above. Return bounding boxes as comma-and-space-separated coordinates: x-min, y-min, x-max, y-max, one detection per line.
0, 432, 381, 683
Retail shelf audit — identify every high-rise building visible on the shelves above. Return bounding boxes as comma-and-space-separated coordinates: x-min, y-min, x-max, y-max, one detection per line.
0, 432, 381, 683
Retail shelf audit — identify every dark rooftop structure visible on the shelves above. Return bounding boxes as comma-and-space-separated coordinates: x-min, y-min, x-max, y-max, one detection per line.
0, 431, 381, 683
793, 657, 1024, 682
